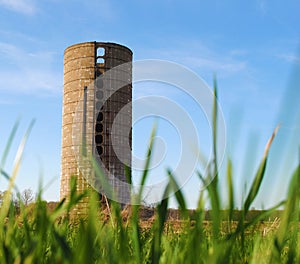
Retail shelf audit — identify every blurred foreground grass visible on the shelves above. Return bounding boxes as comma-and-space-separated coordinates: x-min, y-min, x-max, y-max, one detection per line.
0, 83, 299, 263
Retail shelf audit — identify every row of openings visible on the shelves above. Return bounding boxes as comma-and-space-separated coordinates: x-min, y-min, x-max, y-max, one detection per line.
96, 111, 104, 156
95, 78, 104, 110
94, 49, 105, 156
97, 47, 105, 64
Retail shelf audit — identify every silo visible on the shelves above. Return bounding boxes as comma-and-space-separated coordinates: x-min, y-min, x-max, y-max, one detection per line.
61, 41, 132, 214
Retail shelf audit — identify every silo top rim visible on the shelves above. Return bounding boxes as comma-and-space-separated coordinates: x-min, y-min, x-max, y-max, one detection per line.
64, 41, 132, 54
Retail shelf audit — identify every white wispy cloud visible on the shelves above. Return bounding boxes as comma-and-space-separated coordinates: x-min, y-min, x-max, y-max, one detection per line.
0, 42, 62, 95
0, 0, 37, 15
183, 56, 247, 75
139, 41, 248, 78
277, 53, 300, 64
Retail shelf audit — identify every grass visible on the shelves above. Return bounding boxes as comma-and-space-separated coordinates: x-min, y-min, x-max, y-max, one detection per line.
0, 81, 299, 263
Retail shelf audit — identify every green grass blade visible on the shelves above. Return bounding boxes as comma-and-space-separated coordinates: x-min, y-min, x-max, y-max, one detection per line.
210, 77, 221, 240
0, 118, 20, 170
197, 169, 220, 240
0, 168, 20, 194
131, 124, 157, 263
0, 120, 35, 227
124, 164, 132, 185
198, 169, 221, 240
137, 123, 157, 203
151, 182, 170, 264
243, 200, 285, 230
227, 159, 234, 222
274, 164, 300, 257
167, 168, 187, 212
213, 76, 218, 175
52, 228, 72, 260
243, 125, 279, 213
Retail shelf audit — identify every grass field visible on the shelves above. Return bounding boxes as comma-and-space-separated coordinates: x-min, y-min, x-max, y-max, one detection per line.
0, 84, 299, 263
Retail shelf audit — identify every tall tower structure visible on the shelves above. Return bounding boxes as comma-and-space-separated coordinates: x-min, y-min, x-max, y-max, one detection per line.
61, 42, 132, 213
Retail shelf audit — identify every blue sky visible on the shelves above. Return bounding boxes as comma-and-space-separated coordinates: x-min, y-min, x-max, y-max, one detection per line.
0, 0, 299, 208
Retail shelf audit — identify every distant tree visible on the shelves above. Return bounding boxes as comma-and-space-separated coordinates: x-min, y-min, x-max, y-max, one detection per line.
12, 193, 20, 214
0, 191, 20, 214
21, 188, 34, 206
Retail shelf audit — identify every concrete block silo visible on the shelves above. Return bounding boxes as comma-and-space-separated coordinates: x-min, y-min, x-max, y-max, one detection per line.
60, 41, 132, 214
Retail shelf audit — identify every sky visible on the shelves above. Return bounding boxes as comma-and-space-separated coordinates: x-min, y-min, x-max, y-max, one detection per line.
0, 0, 299, 209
